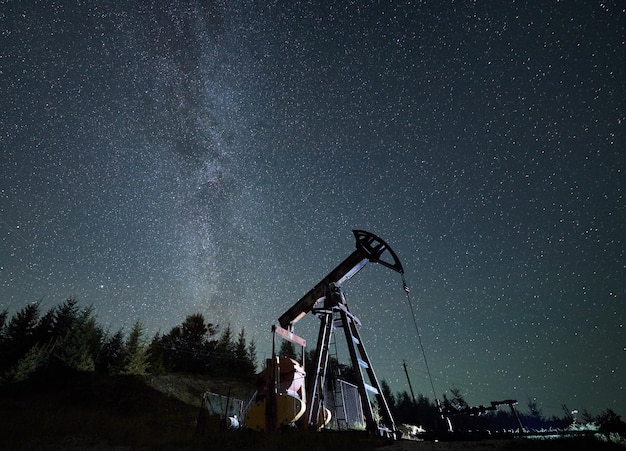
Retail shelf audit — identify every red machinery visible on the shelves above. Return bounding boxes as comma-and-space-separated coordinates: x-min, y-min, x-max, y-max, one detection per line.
245, 230, 404, 439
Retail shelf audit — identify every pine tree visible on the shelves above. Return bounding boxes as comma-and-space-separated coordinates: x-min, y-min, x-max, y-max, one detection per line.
214, 324, 235, 375
4, 344, 50, 383
146, 332, 166, 374
278, 339, 296, 359
50, 305, 101, 372
597, 408, 626, 433
160, 325, 183, 371
216, 324, 234, 354
159, 313, 217, 373
449, 387, 468, 410
380, 379, 396, 412
247, 339, 258, 373
235, 328, 248, 362
234, 328, 247, 376
415, 394, 438, 430
54, 332, 95, 371
51, 298, 80, 337
0, 309, 8, 370
524, 397, 544, 429
120, 321, 149, 376
182, 313, 217, 372
394, 391, 416, 424
34, 306, 56, 345
6, 302, 41, 343
0, 302, 41, 374
232, 328, 256, 379
97, 329, 125, 375
0, 308, 8, 340
580, 408, 595, 424
80, 306, 104, 362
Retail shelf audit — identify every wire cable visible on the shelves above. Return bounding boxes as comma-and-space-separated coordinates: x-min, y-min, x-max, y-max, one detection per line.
400, 272, 438, 402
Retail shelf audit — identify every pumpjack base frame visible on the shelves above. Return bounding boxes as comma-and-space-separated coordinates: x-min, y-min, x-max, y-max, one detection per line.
306, 283, 399, 439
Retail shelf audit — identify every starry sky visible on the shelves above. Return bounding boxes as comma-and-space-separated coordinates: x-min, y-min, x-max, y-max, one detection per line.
1, 1, 624, 418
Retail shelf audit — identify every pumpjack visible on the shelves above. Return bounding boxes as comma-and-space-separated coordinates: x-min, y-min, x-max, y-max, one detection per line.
245, 230, 404, 439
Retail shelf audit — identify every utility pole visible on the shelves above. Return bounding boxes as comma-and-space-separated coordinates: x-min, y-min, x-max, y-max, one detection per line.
403, 360, 417, 404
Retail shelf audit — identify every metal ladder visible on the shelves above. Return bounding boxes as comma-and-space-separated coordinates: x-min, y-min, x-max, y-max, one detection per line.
331, 285, 398, 439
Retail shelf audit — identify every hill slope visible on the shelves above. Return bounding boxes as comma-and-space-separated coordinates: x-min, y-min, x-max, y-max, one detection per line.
0, 372, 623, 450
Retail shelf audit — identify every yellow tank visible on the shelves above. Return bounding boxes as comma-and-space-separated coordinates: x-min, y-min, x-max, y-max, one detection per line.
245, 393, 306, 431
244, 356, 307, 431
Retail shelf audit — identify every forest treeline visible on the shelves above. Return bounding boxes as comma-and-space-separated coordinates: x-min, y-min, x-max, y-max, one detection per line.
1, 299, 624, 435
0, 299, 257, 383
381, 384, 625, 435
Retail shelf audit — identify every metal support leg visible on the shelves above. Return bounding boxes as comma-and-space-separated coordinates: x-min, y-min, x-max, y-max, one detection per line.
332, 287, 398, 438
305, 310, 334, 428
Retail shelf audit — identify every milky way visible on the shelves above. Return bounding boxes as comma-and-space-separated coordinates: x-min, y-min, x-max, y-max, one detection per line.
1, 1, 624, 418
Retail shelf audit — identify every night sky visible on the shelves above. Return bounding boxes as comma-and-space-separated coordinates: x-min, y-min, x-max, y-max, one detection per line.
1, 1, 624, 418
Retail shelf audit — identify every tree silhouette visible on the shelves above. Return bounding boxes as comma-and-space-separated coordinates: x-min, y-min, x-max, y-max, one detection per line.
51, 305, 102, 372
120, 321, 149, 375
98, 329, 125, 375
146, 332, 166, 374
233, 328, 255, 380
247, 338, 258, 373
0, 302, 42, 375
4, 344, 50, 383
214, 324, 236, 375
51, 298, 80, 337
394, 390, 416, 424
523, 397, 544, 430
597, 409, 626, 433
0, 309, 7, 334
158, 313, 217, 373
0, 309, 7, 366
277, 339, 297, 360
380, 379, 396, 412
448, 387, 469, 411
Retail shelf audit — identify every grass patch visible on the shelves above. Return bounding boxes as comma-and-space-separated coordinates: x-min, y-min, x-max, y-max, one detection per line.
0, 371, 202, 450
1, 371, 622, 450
0, 371, 379, 450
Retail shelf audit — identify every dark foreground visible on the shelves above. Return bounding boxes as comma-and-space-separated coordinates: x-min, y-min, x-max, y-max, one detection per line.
0, 372, 623, 450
